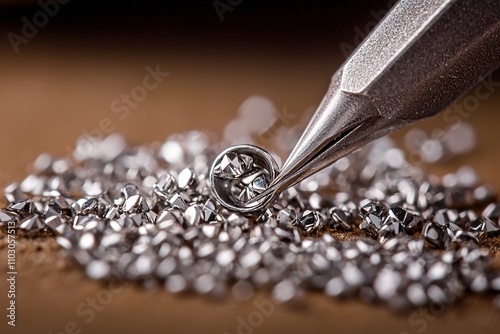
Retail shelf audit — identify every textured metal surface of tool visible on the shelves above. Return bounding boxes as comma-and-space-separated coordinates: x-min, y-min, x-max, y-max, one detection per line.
249, 0, 500, 206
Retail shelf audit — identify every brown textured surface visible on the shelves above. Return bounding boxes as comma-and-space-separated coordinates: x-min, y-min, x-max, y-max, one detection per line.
1, 8, 500, 334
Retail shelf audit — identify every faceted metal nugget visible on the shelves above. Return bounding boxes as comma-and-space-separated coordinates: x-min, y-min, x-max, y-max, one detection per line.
423, 222, 448, 249
387, 206, 421, 234
298, 210, 322, 234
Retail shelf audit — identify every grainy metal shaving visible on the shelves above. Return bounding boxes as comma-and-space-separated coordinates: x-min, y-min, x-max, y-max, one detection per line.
1, 96, 500, 310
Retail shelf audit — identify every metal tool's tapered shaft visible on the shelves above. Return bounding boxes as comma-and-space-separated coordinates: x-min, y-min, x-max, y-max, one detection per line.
249, 0, 500, 205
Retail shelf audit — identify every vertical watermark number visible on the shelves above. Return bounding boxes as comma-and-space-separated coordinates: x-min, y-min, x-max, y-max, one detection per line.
6, 222, 17, 327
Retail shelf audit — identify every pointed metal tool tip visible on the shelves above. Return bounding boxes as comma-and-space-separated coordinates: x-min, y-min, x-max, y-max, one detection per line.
245, 183, 279, 205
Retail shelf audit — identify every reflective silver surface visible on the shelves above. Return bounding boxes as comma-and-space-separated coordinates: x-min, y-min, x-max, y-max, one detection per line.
250, 0, 500, 204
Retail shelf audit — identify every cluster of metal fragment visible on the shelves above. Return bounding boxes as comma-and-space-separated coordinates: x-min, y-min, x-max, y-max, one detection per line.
354, 201, 500, 248
1, 100, 500, 310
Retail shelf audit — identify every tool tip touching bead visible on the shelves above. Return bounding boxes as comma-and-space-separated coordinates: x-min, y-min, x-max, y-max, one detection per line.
209, 145, 279, 213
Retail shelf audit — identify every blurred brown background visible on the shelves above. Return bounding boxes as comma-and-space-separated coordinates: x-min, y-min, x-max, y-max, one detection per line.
0, 1, 500, 333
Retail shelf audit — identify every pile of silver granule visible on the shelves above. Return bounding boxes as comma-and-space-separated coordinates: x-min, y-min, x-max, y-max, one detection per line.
1, 96, 500, 310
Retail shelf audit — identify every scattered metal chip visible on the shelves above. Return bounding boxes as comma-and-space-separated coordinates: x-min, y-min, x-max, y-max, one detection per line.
3, 120, 499, 312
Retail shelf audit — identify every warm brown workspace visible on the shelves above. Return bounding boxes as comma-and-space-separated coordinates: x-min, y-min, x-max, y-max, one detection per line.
1, 1, 499, 333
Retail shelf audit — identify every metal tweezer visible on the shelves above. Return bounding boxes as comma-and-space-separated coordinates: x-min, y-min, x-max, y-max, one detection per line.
249, 0, 500, 206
